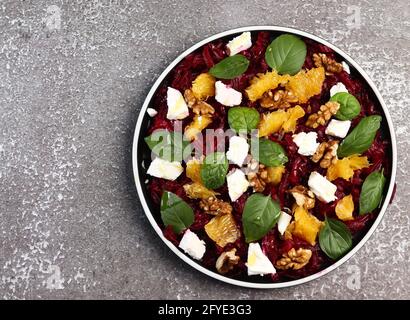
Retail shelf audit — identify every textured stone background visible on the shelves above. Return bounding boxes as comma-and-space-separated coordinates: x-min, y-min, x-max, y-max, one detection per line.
0, 0, 409, 300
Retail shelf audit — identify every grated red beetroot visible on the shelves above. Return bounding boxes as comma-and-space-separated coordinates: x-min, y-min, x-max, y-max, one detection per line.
144, 31, 392, 283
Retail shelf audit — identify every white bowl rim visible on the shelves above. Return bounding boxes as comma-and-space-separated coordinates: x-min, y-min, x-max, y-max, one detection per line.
132, 26, 397, 289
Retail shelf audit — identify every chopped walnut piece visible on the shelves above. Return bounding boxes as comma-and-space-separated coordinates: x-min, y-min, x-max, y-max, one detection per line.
288, 185, 315, 210
275, 248, 313, 270
306, 101, 340, 128
184, 88, 196, 107
215, 248, 240, 274
247, 163, 269, 192
260, 89, 298, 109
312, 141, 339, 168
313, 53, 343, 75
184, 89, 215, 115
199, 196, 232, 216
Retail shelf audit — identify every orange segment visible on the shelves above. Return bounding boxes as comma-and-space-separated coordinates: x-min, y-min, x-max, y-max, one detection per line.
335, 195, 354, 221
184, 114, 212, 141
186, 158, 202, 183
292, 206, 323, 246
266, 166, 285, 185
205, 213, 240, 248
285, 67, 325, 103
282, 105, 305, 133
192, 73, 215, 100
245, 71, 289, 102
258, 110, 289, 137
183, 182, 219, 199
327, 155, 370, 181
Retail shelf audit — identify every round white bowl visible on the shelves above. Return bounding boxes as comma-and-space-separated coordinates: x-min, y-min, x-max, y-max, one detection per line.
132, 26, 397, 289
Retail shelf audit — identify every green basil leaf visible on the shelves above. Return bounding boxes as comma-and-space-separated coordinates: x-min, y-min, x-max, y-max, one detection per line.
228, 107, 260, 133
145, 130, 191, 162
319, 217, 352, 260
251, 138, 288, 166
200, 152, 229, 189
209, 55, 250, 79
160, 191, 194, 234
242, 193, 281, 243
265, 34, 307, 75
359, 169, 386, 215
330, 92, 361, 120
337, 115, 382, 158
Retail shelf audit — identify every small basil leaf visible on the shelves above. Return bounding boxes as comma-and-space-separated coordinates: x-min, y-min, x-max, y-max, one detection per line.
200, 152, 229, 189
160, 191, 194, 234
330, 92, 361, 120
242, 193, 281, 243
251, 138, 288, 167
228, 107, 260, 133
319, 217, 352, 260
209, 55, 250, 79
337, 115, 382, 158
265, 34, 307, 75
145, 130, 192, 162
359, 170, 386, 215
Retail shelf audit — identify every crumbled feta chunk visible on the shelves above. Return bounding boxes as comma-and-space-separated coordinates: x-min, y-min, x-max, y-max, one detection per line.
292, 132, 320, 156
179, 229, 206, 260
166, 87, 189, 120
246, 243, 276, 276
147, 108, 158, 117
330, 82, 348, 97
227, 169, 249, 202
342, 61, 350, 74
308, 171, 337, 203
147, 157, 183, 180
325, 119, 351, 138
226, 32, 252, 56
215, 81, 242, 107
226, 136, 249, 166
277, 211, 292, 236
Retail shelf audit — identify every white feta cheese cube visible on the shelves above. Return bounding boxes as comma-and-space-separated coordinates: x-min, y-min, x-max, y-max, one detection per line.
147, 157, 183, 181
342, 61, 351, 74
226, 32, 252, 56
226, 136, 249, 166
325, 119, 351, 138
277, 211, 292, 236
308, 171, 337, 203
227, 169, 249, 202
246, 243, 276, 276
292, 132, 320, 156
178, 229, 206, 260
147, 108, 158, 117
166, 87, 189, 120
215, 81, 242, 107
330, 82, 348, 97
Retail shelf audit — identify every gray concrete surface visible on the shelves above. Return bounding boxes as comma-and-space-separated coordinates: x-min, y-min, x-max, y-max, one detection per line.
0, 0, 409, 300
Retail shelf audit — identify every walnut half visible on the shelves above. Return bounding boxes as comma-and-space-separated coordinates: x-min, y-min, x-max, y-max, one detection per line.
199, 197, 232, 216
289, 185, 315, 210
215, 248, 240, 274
184, 89, 215, 115
275, 248, 312, 270
306, 101, 340, 128
312, 140, 339, 168
260, 89, 298, 109
247, 163, 269, 193
313, 53, 343, 75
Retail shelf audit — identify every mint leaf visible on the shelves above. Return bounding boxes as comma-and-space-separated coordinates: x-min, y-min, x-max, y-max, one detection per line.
265, 34, 307, 75
242, 193, 281, 243
209, 55, 250, 79
161, 191, 194, 234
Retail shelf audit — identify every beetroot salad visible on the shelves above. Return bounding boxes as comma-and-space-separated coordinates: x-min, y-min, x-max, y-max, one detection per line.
142, 31, 392, 283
